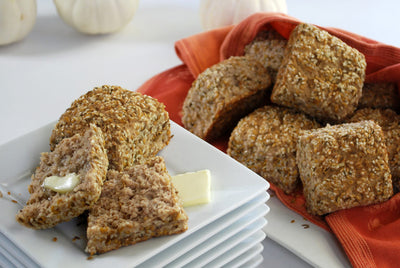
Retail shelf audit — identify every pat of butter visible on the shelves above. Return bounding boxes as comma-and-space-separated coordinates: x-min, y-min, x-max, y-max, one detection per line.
171, 170, 211, 207
43, 173, 80, 194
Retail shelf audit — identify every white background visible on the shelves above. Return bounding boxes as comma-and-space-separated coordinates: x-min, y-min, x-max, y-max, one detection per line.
1, 0, 399, 267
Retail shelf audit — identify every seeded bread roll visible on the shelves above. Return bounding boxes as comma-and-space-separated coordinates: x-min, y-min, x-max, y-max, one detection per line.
227, 105, 320, 194
16, 124, 108, 229
86, 156, 188, 255
50, 85, 171, 171
358, 82, 400, 112
297, 121, 393, 216
182, 56, 272, 141
271, 23, 366, 123
244, 30, 287, 83
346, 108, 400, 190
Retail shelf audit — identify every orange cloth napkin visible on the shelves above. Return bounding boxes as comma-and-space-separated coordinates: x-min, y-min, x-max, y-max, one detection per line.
138, 12, 400, 268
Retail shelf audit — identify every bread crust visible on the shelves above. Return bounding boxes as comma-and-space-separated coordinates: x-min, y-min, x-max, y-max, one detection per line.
182, 56, 272, 141
358, 82, 400, 112
244, 30, 287, 83
271, 23, 366, 123
50, 85, 171, 171
346, 108, 400, 190
297, 121, 393, 215
228, 105, 320, 194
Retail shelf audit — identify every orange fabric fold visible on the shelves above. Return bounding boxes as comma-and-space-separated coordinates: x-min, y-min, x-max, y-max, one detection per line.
175, 25, 234, 79
138, 13, 400, 268
326, 193, 400, 268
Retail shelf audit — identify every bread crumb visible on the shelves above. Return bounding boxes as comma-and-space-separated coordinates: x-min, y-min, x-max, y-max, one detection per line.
16, 124, 108, 229
86, 157, 188, 255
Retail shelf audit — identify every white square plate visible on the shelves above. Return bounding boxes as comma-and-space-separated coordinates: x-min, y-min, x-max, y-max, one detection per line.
0, 121, 269, 268
143, 199, 269, 267
264, 194, 351, 267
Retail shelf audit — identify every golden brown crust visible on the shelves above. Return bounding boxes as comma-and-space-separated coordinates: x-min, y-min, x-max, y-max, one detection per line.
86, 156, 188, 255
16, 124, 108, 229
227, 105, 320, 194
346, 108, 400, 190
297, 121, 393, 216
358, 82, 400, 111
271, 23, 366, 123
50, 85, 171, 171
244, 30, 287, 83
182, 56, 272, 141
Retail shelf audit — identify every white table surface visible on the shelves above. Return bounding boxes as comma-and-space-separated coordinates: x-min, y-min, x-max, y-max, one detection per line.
1, 0, 399, 267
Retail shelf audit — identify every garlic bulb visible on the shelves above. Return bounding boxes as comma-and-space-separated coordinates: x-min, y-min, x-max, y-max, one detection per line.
0, 0, 37, 45
53, 0, 140, 35
200, 0, 287, 30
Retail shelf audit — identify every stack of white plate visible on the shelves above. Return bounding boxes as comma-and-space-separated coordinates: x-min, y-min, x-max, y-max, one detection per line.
0, 121, 270, 268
